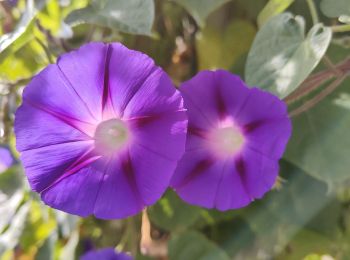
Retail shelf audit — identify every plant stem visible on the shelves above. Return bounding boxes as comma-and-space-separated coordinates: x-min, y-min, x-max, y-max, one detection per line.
332, 24, 350, 33
140, 209, 167, 258
285, 57, 350, 104
289, 74, 347, 117
35, 37, 54, 64
306, 0, 319, 25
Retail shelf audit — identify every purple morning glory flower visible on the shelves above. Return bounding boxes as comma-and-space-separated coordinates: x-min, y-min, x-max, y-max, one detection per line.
80, 248, 132, 260
171, 70, 291, 211
0, 146, 15, 173
14, 42, 187, 219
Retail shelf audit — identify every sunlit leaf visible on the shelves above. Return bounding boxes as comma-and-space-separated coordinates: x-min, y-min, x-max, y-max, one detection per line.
245, 13, 332, 98
0, 202, 30, 256
0, 190, 24, 233
65, 0, 154, 35
148, 190, 201, 231
169, 231, 230, 260
258, 0, 295, 27
20, 201, 57, 253
276, 230, 332, 259
172, 0, 230, 27
0, 39, 48, 82
0, 166, 25, 234
55, 211, 79, 238
196, 20, 256, 70
59, 230, 79, 260
0, 0, 47, 62
37, 0, 73, 38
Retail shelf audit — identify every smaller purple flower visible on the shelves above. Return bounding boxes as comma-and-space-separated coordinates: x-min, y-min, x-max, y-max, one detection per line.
80, 248, 132, 260
171, 70, 292, 210
0, 146, 15, 173
7, 0, 18, 7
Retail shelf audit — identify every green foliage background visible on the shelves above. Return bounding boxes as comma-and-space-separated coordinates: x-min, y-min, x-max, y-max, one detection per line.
0, 0, 350, 259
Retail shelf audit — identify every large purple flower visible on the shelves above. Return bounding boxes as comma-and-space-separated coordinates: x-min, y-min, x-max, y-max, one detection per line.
14, 42, 187, 219
171, 70, 291, 210
0, 146, 15, 172
80, 248, 132, 260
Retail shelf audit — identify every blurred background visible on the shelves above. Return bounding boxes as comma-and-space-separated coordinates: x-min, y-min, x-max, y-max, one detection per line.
1, 0, 350, 259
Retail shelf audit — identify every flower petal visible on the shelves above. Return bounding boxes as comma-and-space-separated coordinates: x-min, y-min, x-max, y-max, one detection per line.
180, 71, 221, 128
107, 43, 157, 117
171, 150, 221, 208
244, 117, 292, 159
15, 103, 91, 152
81, 248, 132, 260
21, 141, 94, 193
123, 70, 184, 118
41, 159, 105, 217
57, 42, 109, 120
128, 111, 187, 161
22, 64, 98, 125
238, 147, 279, 199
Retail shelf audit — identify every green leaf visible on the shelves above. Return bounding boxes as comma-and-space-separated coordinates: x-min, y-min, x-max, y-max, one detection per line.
36, 232, 57, 260
245, 13, 332, 98
257, 0, 295, 27
285, 77, 350, 184
0, 0, 47, 62
168, 231, 230, 260
148, 190, 201, 231
276, 230, 333, 260
172, 0, 230, 27
321, 0, 350, 18
196, 20, 256, 70
20, 201, 57, 253
0, 40, 49, 82
65, 0, 154, 35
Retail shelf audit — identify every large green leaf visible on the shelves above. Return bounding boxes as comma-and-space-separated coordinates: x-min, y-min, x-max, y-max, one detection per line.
320, 0, 350, 18
172, 0, 230, 27
218, 161, 332, 258
148, 190, 201, 231
65, 0, 154, 35
285, 77, 350, 185
257, 0, 295, 26
168, 231, 230, 260
245, 13, 332, 98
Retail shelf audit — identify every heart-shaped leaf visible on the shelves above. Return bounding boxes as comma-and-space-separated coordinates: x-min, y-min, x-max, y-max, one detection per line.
245, 13, 332, 98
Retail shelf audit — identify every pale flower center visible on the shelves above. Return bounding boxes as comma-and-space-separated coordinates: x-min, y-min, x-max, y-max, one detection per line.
209, 125, 245, 157
94, 119, 130, 155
